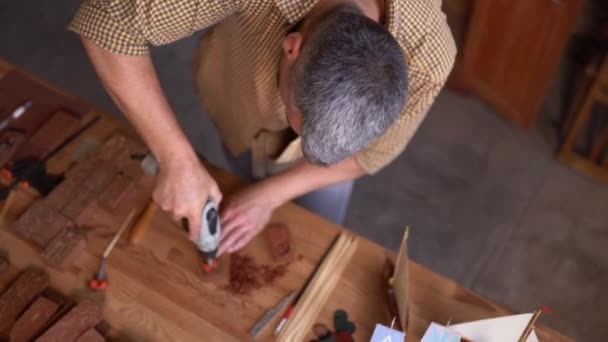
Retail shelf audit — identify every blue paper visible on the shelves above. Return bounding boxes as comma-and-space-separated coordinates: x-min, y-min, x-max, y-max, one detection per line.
369, 324, 406, 342
421, 322, 460, 342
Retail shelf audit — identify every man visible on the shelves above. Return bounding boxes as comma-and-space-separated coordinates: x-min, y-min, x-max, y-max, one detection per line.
69, 0, 455, 255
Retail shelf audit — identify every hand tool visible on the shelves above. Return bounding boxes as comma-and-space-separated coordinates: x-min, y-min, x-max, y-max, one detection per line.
0, 100, 32, 131
274, 234, 341, 335
127, 154, 222, 272
90, 210, 136, 291
0, 115, 101, 200
127, 154, 160, 245
249, 291, 295, 338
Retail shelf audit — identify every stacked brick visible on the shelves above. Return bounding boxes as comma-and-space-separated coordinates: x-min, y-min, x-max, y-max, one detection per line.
13, 134, 147, 270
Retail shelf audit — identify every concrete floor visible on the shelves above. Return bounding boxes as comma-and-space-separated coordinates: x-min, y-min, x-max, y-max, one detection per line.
1, 2, 607, 340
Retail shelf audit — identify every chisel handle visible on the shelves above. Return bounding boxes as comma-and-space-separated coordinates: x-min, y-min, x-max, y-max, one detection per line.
128, 200, 158, 245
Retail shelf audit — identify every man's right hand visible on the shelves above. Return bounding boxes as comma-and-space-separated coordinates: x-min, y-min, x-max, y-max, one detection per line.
153, 152, 223, 241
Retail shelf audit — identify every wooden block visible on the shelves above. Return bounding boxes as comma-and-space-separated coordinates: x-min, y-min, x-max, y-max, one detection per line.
0, 268, 49, 334
74, 328, 105, 342
13, 201, 70, 248
26, 110, 81, 160
265, 223, 291, 259
9, 296, 58, 341
0, 129, 25, 169
44, 180, 78, 212
98, 173, 135, 210
60, 187, 97, 221
0, 256, 8, 275
36, 299, 102, 342
83, 163, 117, 194
39, 288, 75, 333
43, 227, 86, 270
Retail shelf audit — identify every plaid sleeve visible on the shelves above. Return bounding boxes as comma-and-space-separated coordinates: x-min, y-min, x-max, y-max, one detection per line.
354, 6, 456, 174
68, 0, 240, 55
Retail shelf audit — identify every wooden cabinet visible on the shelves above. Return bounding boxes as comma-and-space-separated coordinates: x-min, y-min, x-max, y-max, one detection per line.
458, 0, 584, 128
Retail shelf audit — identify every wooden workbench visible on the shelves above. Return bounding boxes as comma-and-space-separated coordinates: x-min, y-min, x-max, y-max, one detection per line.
0, 60, 572, 341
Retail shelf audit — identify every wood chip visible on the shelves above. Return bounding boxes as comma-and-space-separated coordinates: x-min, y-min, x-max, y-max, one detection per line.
43, 227, 86, 270
0, 268, 49, 334
36, 299, 102, 342
74, 328, 105, 342
265, 223, 291, 259
9, 296, 58, 341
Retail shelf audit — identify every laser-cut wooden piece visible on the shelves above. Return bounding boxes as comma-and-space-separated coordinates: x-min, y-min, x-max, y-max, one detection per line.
99, 173, 135, 210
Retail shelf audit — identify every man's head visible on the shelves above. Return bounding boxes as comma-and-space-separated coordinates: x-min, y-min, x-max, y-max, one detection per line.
278, 5, 408, 166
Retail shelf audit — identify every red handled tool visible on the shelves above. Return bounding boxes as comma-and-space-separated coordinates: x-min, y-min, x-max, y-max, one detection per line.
90, 210, 136, 291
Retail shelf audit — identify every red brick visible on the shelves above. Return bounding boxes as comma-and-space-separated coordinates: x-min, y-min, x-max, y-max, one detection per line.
60, 187, 97, 221
14, 201, 70, 248
0, 256, 8, 275
9, 296, 58, 341
65, 156, 97, 184
0, 129, 25, 169
44, 179, 78, 212
0, 268, 49, 334
99, 173, 135, 210
83, 162, 117, 194
74, 328, 105, 342
43, 227, 86, 270
36, 300, 102, 342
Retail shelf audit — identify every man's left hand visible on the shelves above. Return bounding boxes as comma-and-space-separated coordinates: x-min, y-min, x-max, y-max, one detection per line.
218, 183, 281, 255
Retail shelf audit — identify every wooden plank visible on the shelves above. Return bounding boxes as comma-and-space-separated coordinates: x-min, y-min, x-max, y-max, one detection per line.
0, 268, 49, 335
21, 110, 82, 160
9, 296, 58, 341
36, 299, 102, 342
74, 328, 105, 342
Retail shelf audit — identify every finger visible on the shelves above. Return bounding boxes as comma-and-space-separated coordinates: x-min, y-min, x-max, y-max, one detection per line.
186, 207, 203, 241
209, 185, 223, 205
218, 224, 251, 256
227, 230, 257, 254
220, 207, 241, 228
221, 214, 248, 235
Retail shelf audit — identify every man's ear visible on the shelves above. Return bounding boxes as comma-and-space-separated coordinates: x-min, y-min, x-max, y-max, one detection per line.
282, 32, 303, 62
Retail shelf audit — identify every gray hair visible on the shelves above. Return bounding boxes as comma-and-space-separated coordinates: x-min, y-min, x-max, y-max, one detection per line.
293, 6, 408, 166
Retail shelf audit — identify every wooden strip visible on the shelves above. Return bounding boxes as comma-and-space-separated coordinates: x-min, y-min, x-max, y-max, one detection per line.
277, 233, 358, 342
9, 296, 58, 341
43, 227, 86, 270
74, 328, 105, 342
0, 268, 49, 334
36, 299, 102, 342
